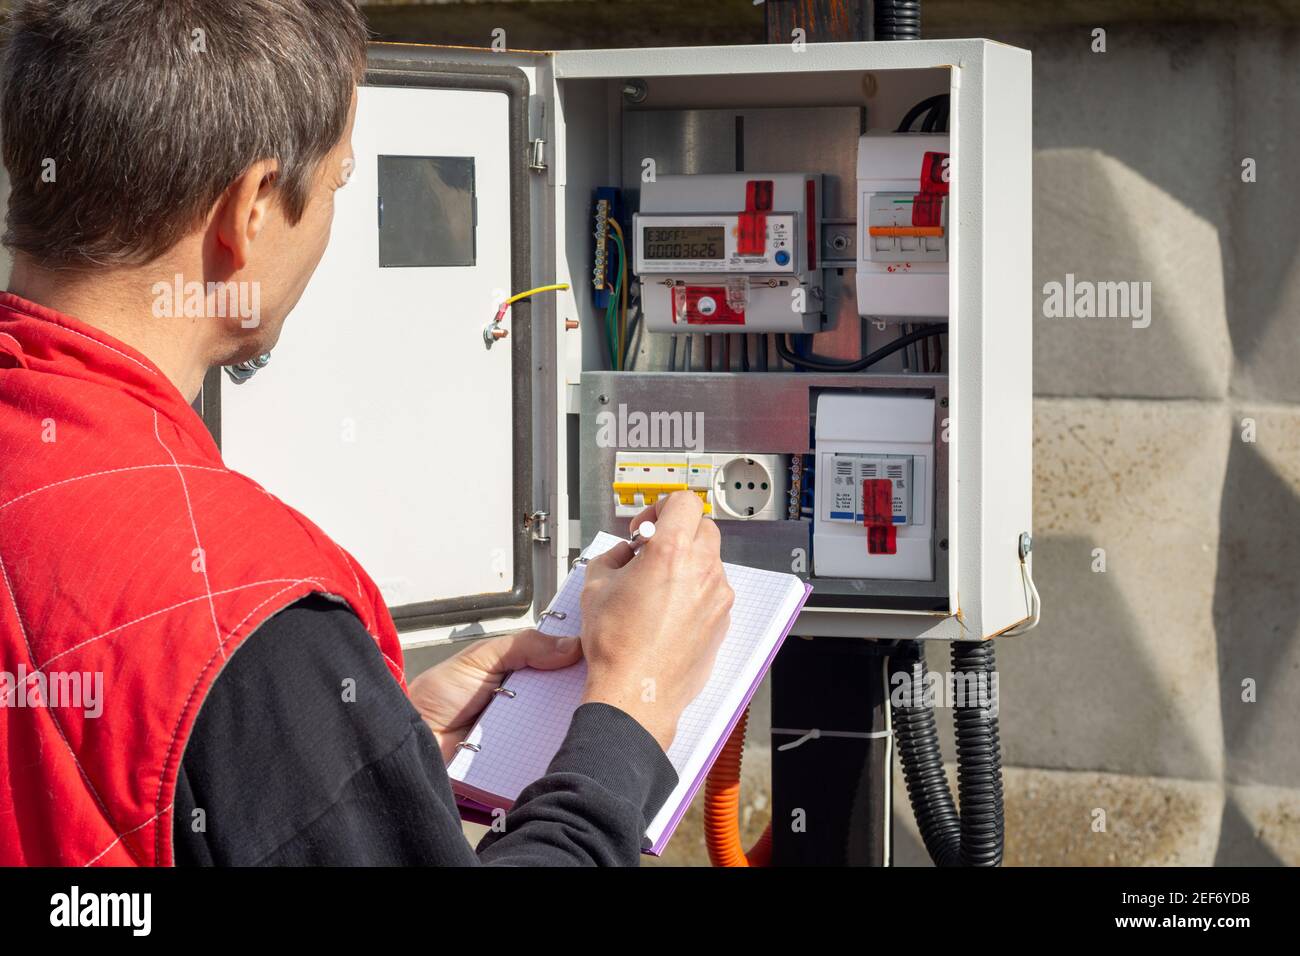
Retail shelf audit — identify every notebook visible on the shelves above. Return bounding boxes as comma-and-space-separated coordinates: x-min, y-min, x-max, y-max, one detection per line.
448, 531, 813, 855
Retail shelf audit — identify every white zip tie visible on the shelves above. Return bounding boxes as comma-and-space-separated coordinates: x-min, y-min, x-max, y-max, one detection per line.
772, 727, 893, 751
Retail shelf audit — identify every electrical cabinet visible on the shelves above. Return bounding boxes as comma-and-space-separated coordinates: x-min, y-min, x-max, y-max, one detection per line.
209, 39, 1033, 648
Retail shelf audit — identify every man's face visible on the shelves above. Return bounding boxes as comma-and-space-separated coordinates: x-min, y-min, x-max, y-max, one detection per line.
234, 89, 358, 360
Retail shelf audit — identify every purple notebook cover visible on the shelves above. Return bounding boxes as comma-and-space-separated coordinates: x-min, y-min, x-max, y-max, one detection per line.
454, 581, 814, 857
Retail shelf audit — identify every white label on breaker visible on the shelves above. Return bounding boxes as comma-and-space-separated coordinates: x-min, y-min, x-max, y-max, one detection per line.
825, 454, 912, 525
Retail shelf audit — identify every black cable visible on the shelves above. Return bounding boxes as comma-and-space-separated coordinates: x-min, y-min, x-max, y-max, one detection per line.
890, 640, 1005, 867
896, 94, 947, 133
952, 640, 1004, 866
891, 643, 962, 867
775, 324, 946, 373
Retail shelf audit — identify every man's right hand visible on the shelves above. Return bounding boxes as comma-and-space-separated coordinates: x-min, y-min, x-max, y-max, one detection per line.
578, 491, 734, 752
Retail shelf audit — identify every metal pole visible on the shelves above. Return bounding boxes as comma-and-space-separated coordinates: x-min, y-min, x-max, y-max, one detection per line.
771, 637, 893, 865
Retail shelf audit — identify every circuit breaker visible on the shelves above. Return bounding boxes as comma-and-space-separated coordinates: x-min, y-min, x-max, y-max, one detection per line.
813, 393, 935, 581
856, 133, 950, 320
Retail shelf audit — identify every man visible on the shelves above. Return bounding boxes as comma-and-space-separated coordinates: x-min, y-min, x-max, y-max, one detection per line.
0, 0, 733, 866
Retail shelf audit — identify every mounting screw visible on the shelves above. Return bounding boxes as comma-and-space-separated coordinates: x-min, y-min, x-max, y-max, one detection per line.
939, 538, 949, 551
1018, 532, 1032, 560
622, 79, 648, 104
597, 393, 610, 405
939, 397, 948, 408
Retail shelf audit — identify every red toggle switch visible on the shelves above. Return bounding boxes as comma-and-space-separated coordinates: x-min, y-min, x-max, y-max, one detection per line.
919, 151, 950, 195
912, 151, 949, 228
863, 478, 897, 555
738, 179, 774, 256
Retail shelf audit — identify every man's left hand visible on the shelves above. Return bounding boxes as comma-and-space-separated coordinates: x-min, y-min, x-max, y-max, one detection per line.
407, 630, 583, 762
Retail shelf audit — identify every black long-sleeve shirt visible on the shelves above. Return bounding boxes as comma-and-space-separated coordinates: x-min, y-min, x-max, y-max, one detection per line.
172, 595, 677, 865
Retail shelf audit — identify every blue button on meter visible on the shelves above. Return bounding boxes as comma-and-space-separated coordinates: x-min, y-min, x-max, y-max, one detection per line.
774, 249, 791, 266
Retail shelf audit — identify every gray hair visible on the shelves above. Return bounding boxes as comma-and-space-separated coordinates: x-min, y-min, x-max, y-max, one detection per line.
0, 0, 368, 268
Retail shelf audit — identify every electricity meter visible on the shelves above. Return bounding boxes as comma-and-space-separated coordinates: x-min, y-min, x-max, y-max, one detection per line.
634, 173, 822, 333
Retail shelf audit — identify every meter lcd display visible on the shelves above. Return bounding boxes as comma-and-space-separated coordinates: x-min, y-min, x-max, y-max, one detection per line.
643, 226, 725, 261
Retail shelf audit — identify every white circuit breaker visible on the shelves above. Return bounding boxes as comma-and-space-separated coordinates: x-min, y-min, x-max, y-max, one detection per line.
813, 393, 935, 580
634, 173, 821, 334
856, 133, 950, 320
612, 451, 787, 521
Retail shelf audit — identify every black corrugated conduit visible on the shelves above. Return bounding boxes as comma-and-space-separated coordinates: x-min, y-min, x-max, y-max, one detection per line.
891, 640, 1005, 866
878, 0, 1005, 867
874, 0, 921, 41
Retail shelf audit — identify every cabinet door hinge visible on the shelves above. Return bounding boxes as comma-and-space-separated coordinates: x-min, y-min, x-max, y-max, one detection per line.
526, 509, 551, 542
528, 138, 547, 173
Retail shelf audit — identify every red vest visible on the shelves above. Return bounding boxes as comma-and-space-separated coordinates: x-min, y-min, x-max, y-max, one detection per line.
0, 293, 405, 866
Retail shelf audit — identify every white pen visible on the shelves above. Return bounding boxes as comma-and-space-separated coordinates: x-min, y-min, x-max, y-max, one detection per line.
628, 519, 656, 552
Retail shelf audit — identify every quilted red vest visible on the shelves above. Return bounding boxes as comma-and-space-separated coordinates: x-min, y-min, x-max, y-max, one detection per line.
0, 292, 405, 866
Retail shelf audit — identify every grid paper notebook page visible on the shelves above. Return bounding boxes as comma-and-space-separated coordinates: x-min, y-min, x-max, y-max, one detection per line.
447, 531, 810, 851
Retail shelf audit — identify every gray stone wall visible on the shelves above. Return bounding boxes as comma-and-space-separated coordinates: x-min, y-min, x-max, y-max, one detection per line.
896, 18, 1298, 868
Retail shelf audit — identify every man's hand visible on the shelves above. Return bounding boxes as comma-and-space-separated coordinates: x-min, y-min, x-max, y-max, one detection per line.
408, 630, 583, 763
579, 490, 734, 752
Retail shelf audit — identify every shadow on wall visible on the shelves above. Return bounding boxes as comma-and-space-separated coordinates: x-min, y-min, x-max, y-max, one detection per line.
1213, 422, 1300, 789
943, 21, 1300, 405
1215, 798, 1284, 866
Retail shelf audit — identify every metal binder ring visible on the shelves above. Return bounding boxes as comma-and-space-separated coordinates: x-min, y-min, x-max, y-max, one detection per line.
455, 741, 481, 753
571, 556, 590, 570
492, 686, 518, 699
538, 610, 567, 623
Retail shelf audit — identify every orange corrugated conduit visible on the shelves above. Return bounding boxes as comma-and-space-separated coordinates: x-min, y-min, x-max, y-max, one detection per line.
703, 707, 773, 867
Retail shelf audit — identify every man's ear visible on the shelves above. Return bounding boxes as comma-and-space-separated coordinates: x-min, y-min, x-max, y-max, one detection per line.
213, 159, 281, 272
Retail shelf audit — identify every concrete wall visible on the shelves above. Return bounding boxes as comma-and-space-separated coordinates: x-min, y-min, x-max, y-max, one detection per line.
886, 13, 1299, 868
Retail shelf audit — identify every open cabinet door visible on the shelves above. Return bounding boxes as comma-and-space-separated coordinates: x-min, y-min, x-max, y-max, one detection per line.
214, 48, 541, 638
